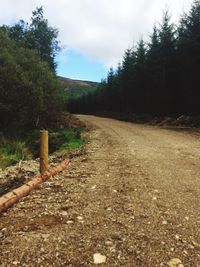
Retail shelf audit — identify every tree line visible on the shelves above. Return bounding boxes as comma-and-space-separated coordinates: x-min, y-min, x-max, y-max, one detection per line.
68, 0, 200, 117
0, 7, 65, 130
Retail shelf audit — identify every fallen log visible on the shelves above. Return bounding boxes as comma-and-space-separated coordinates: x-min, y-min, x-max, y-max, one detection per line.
0, 159, 69, 214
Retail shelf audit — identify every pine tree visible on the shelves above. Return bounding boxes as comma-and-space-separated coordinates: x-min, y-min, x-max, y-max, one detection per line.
148, 26, 160, 59
133, 39, 148, 113
159, 11, 176, 54
178, 0, 200, 114
146, 26, 161, 114
107, 67, 114, 87
157, 11, 177, 115
136, 39, 146, 64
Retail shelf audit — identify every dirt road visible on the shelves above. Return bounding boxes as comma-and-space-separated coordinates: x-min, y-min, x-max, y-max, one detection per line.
0, 115, 200, 266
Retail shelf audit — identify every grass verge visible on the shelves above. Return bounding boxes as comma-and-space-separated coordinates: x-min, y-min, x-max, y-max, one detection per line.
0, 129, 84, 169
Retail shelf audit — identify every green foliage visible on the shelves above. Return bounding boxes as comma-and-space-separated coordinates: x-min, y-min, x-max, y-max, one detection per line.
48, 129, 84, 153
0, 129, 84, 169
1, 7, 60, 72
0, 29, 65, 129
0, 134, 32, 169
23, 129, 84, 157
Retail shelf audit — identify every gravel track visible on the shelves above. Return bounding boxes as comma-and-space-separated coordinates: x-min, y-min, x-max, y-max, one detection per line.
0, 115, 200, 266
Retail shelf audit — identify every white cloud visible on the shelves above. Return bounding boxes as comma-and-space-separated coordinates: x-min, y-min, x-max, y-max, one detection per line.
0, 0, 194, 67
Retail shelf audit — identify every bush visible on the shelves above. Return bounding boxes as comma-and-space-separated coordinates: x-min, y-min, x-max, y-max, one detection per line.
0, 29, 65, 130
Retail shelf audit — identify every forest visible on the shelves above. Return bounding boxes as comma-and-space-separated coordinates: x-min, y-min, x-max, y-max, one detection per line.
68, 0, 200, 117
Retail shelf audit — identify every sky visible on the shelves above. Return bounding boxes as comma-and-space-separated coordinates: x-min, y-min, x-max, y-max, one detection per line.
0, 0, 194, 81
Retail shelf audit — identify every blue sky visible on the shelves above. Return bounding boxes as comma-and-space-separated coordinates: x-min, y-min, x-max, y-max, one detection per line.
56, 50, 108, 82
0, 0, 194, 82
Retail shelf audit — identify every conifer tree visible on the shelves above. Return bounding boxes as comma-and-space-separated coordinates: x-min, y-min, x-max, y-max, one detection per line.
178, 0, 200, 114
68, 1, 200, 117
157, 11, 177, 115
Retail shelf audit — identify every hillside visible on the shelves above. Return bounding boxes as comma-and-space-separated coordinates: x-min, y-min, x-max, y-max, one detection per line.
58, 76, 99, 98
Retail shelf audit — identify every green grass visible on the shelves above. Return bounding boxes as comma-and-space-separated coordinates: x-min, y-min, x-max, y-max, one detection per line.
0, 135, 32, 169
0, 129, 84, 169
50, 130, 84, 152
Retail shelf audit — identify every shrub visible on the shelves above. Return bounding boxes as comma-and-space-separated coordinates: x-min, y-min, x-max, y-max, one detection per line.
0, 29, 65, 130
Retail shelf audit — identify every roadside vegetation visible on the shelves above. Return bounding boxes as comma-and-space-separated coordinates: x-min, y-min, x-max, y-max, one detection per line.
0, 7, 84, 169
0, 7, 65, 130
0, 135, 32, 170
0, 129, 84, 169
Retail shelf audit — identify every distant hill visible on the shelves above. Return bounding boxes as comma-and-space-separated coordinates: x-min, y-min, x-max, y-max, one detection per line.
58, 76, 99, 98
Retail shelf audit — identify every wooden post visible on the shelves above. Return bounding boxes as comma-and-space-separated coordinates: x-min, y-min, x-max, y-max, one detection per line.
40, 130, 48, 174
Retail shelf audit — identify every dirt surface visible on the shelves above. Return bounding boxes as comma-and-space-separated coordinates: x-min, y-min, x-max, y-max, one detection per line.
0, 115, 200, 266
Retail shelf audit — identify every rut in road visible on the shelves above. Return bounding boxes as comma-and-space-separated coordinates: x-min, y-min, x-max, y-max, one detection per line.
0, 115, 200, 267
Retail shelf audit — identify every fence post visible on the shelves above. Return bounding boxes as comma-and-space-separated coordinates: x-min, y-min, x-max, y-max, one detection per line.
40, 130, 48, 174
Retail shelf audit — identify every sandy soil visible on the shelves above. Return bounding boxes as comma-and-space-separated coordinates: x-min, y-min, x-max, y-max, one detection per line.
0, 115, 200, 267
